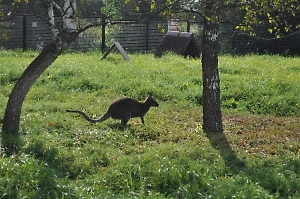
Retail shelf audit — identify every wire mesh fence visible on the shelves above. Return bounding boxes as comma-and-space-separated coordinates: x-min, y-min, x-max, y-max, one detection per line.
1, 16, 299, 56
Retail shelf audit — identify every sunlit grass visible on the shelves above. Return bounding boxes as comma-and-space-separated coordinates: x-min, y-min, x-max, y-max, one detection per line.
0, 50, 300, 198
220, 55, 300, 116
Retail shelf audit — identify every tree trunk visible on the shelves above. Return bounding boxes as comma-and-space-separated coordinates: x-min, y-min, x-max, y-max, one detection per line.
202, 1, 223, 133
1, 1, 80, 154
2, 42, 61, 134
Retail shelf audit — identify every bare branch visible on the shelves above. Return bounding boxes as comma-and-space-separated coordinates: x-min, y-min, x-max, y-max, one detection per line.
53, 2, 63, 14
48, 0, 55, 27
77, 20, 111, 35
47, 0, 59, 39
62, 0, 77, 31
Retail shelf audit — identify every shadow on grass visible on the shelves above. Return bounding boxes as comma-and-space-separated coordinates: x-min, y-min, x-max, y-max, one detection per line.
205, 130, 300, 197
205, 131, 245, 172
0, 139, 75, 198
1, 130, 22, 156
107, 123, 126, 130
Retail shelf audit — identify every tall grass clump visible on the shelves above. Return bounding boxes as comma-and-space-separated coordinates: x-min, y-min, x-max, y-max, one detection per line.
0, 50, 300, 198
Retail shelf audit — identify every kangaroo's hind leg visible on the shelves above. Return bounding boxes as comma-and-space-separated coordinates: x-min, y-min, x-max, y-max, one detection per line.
140, 116, 145, 125
121, 118, 130, 126
120, 114, 131, 126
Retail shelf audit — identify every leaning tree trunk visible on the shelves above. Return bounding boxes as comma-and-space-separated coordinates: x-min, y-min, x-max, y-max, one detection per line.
2, 42, 61, 134
201, 1, 223, 133
1, 0, 80, 154
1, 41, 63, 154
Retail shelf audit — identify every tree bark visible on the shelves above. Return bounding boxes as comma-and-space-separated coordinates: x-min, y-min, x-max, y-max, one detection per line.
202, 1, 223, 133
2, 42, 61, 134
1, 1, 86, 155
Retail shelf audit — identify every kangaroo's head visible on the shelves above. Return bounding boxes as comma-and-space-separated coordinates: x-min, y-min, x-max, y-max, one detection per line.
145, 94, 159, 107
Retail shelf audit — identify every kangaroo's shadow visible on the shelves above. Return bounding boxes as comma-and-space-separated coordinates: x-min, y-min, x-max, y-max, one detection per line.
107, 123, 127, 131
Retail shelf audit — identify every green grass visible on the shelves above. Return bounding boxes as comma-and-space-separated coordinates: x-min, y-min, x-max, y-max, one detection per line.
220, 55, 300, 116
0, 50, 300, 198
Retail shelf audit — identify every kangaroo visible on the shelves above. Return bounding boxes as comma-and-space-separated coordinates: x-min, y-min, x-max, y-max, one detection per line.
66, 95, 159, 126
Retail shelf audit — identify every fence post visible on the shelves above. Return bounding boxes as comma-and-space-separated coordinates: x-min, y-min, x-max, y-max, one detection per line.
145, 20, 149, 52
232, 24, 235, 57
22, 15, 27, 51
101, 18, 106, 53
187, 21, 190, 32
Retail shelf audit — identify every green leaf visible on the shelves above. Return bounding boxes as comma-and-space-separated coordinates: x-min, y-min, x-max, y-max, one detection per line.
268, 28, 273, 34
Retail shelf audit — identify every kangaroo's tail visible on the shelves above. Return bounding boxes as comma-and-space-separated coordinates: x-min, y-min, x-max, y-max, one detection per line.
66, 109, 106, 123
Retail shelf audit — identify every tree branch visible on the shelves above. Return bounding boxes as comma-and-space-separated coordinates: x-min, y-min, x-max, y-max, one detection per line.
62, 0, 77, 31
77, 20, 111, 35
181, 9, 205, 20
53, 2, 63, 14
124, 0, 182, 20
48, 0, 59, 38
234, 29, 300, 41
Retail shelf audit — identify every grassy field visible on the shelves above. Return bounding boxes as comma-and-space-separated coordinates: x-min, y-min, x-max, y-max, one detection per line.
0, 50, 300, 198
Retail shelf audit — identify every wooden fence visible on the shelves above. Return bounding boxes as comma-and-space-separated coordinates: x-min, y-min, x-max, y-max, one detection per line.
1, 16, 300, 56
0, 15, 53, 50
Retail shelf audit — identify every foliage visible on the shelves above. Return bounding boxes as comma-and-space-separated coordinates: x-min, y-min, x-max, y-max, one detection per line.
101, 0, 202, 20
101, 0, 300, 39
234, 0, 300, 37
77, 0, 104, 17
0, 0, 103, 17
1, 51, 300, 198
102, 0, 158, 20
1, 0, 46, 16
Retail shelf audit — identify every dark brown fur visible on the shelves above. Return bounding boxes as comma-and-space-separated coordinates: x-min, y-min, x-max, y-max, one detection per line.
66, 95, 159, 126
